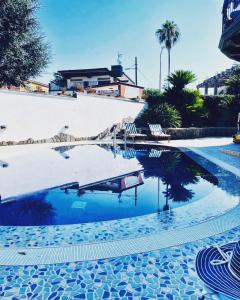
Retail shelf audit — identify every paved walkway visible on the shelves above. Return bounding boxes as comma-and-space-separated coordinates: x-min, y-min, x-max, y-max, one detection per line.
160, 137, 240, 172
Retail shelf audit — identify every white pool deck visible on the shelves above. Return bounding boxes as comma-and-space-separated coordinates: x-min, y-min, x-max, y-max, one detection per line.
0, 137, 237, 159
0, 137, 239, 266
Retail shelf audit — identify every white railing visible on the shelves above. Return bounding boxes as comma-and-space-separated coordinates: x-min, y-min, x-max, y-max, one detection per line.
222, 0, 240, 31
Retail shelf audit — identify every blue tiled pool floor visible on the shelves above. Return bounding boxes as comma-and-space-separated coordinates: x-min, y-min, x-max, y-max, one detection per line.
0, 187, 237, 249
0, 226, 239, 299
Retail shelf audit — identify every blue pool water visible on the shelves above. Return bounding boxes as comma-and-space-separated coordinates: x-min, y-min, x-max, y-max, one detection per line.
0, 144, 234, 226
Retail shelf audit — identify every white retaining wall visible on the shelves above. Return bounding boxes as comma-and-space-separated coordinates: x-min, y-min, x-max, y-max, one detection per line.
0, 91, 145, 142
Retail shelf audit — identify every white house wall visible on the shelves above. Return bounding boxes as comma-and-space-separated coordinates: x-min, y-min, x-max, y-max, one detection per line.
124, 86, 141, 99
0, 91, 145, 142
68, 75, 111, 88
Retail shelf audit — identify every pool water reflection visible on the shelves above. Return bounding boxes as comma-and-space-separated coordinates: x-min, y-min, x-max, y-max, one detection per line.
0, 144, 224, 226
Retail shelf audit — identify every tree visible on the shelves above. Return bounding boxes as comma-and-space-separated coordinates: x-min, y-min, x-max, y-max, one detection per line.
167, 70, 196, 91
0, 0, 50, 87
156, 21, 180, 77
51, 72, 67, 89
164, 70, 204, 127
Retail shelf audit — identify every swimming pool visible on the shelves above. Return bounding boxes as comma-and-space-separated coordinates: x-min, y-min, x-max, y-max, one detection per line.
1, 143, 235, 226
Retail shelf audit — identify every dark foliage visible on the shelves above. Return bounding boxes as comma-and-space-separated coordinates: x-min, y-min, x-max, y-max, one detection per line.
140, 68, 240, 128
136, 150, 216, 204
225, 65, 240, 96
140, 71, 203, 128
201, 95, 239, 127
164, 88, 205, 127
136, 102, 182, 128
51, 72, 67, 88
142, 89, 165, 107
0, 0, 50, 86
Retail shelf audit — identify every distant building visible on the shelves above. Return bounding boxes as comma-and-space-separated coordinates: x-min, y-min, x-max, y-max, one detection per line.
1, 80, 49, 94
20, 80, 49, 94
50, 65, 144, 100
94, 82, 144, 100
58, 65, 135, 89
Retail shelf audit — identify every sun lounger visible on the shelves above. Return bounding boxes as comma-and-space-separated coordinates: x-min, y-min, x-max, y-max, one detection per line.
149, 124, 171, 142
125, 123, 147, 142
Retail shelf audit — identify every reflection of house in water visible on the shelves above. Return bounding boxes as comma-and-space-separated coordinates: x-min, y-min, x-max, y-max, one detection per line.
93, 172, 144, 193
63, 171, 144, 205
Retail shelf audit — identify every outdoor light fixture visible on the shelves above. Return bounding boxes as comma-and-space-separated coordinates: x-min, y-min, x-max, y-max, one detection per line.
58, 125, 69, 135
0, 160, 8, 168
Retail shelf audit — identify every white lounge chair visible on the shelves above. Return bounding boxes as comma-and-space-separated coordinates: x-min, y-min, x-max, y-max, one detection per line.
149, 124, 171, 142
149, 149, 163, 158
125, 123, 147, 142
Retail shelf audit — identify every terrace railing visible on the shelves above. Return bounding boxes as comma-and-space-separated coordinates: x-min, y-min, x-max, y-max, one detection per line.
222, 0, 240, 32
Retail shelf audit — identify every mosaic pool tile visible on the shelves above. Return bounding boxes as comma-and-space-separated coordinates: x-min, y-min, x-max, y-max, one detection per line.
0, 226, 239, 299
0, 189, 237, 250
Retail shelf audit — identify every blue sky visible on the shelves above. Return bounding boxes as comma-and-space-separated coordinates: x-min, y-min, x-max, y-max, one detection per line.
37, 0, 234, 89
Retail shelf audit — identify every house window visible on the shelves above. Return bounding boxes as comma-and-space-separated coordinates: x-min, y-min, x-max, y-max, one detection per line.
97, 77, 111, 85
71, 79, 83, 82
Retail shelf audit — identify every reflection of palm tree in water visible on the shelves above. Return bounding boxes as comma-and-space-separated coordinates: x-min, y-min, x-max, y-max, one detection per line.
163, 183, 170, 211
161, 152, 199, 202
0, 192, 55, 226
17, 198, 55, 225
167, 185, 194, 202
137, 150, 203, 210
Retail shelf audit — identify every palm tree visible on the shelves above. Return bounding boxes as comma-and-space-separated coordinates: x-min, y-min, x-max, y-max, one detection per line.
156, 21, 180, 78
167, 70, 196, 90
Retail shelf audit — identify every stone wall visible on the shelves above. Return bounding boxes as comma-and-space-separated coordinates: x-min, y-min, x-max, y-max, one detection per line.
166, 127, 237, 140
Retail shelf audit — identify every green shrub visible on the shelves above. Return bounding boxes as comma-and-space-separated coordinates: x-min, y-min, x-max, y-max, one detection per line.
143, 88, 165, 107
163, 88, 204, 127
136, 102, 182, 128
142, 68, 239, 128
202, 95, 238, 127
225, 65, 240, 96
143, 88, 162, 99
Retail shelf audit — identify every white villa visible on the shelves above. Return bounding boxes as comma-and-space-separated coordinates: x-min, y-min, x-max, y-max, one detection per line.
50, 65, 144, 100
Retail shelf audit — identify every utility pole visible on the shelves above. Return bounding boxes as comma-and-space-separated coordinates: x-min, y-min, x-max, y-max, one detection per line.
135, 56, 138, 86
125, 57, 138, 85
159, 46, 165, 92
